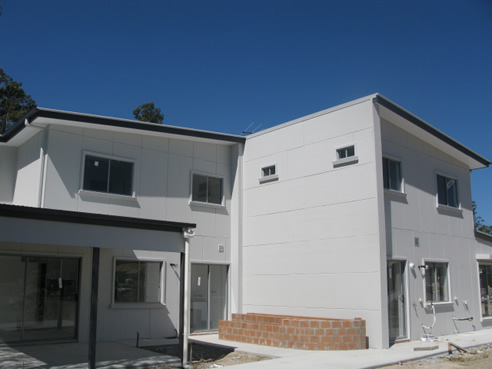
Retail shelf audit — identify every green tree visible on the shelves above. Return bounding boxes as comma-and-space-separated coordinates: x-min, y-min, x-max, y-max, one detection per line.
473, 201, 492, 235
133, 102, 164, 124
0, 68, 37, 133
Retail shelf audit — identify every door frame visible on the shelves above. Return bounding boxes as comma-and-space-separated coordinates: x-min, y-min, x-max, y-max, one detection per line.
190, 262, 229, 332
387, 259, 409, 342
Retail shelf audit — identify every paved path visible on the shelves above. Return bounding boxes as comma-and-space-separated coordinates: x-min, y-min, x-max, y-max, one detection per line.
1, 329, 492, 369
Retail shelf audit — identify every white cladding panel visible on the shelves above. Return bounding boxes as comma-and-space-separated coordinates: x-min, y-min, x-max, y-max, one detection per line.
12, 131, 44, 206
0, 146, 17, 203
242, 99, 386, 348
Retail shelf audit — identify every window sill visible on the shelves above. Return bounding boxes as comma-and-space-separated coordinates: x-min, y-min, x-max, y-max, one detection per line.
436, 204, 463, 215
189, 200, 225, 210
79, 190, 137, 202
110, 302, 165, 309
259, 174, 279, 184
425, 301, 453, 307
384, 189, 407, 199
333, 156, 359, 167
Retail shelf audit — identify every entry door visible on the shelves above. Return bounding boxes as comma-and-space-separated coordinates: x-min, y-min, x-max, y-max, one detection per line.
0, 255, 80, 343
190, 264, 228, 332
387, 261, 407, 341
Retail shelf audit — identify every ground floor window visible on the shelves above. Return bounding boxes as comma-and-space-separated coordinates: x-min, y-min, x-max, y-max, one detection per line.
114, 260, 162, 303
0, 254, 80, 343
425, 262, 449, 303
191, 264, 228, 332
479, 264, 492, 318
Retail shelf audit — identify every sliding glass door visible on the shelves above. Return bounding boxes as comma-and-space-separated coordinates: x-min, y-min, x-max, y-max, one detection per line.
190, 264, 228, 332
0, 255, 80, 343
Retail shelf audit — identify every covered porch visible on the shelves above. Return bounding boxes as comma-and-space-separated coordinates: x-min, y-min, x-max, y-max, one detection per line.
0, 204, 195, 368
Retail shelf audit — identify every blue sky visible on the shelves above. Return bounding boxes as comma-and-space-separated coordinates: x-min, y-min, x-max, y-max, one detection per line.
1, 0, 491, 223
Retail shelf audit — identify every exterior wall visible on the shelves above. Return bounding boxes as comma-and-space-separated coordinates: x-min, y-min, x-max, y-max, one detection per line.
0, 146, 18, 203
381, 118, 481, 341
41, 123, 237, 265
12, 130, 44, 206
242, 99, 388, 348
97, 248, 181, 341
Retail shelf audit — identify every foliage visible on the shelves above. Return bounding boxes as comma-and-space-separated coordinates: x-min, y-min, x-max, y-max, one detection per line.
473, 201, 492, 235
133, 102, 164, 124
0, 68, 37, 133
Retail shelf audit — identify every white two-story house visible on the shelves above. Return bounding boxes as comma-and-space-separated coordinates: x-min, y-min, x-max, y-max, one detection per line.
0, 94, 490, 350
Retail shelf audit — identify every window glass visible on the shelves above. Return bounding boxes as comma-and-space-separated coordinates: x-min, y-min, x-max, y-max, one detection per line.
192, 174, 222, 205
84, 156, 109, 193
425, 262, 449, 303
115, 260, 161, 303
383, 158, 402, 192
262, 165, 276, 177
480, 264, 492, 318
83, 155, 133, 196
109, 159, 133, 196
337, 145, 355, 159
208, 177, 222, 205
437, 175, 458, 208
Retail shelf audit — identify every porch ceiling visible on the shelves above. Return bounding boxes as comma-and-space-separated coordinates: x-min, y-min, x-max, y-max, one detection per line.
0, 204, 195, 252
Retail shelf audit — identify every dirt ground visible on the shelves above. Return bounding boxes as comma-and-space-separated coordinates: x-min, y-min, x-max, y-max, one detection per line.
144, 342, 270, 368
379, 344, 492, 369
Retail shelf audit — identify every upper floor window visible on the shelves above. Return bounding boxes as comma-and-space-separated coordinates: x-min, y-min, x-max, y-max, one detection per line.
192, 174, 223, 205
114, 260, 162, 303
262, 165, 276, 177
437, 174, 458, 208
337, 145, 355, 159
333, 144, 358, 167
83, 155, 134, 196
259, 164, 279, 184
383, 158, 402, 192
425, 262, 449, 303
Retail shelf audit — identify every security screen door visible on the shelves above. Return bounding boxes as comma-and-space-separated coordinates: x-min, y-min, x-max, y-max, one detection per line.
190, 264, 228, 332
387, 261, 407, 342
0, 255, 80, 343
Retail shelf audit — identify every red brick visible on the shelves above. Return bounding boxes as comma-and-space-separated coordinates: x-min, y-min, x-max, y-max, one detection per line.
309, 320, 320, 328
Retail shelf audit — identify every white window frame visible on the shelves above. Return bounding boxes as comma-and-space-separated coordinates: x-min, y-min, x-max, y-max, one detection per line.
190, 172, 224, 208
333, 143, 358, 167
423, 260, 451, 304
80, 152, 136, 199
259, 163, 279, 184
436, 172, 460, 211
111, 257, 166, 309
383, 156, 404, 194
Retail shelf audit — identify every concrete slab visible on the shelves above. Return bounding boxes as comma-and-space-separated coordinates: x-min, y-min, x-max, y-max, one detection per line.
191, 329, 492, 369
0, 340, 181, 369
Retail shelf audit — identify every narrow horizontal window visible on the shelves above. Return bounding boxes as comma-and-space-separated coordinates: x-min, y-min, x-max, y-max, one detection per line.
192, 174, 223, 205
337, 145, 355, 159
83, 155, 133, 196
262, 165, 276, 177
437, 174, 458, 208
383, 158, 402, 192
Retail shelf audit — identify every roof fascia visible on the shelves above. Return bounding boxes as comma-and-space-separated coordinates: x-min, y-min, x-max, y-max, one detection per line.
476, 229, 492, 242
2, 108, 245, 145
0, 204, 195, 233
374, 95, 490, 168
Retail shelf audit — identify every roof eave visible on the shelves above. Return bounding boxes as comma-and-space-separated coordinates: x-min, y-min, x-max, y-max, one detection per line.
374, 95, 490, 169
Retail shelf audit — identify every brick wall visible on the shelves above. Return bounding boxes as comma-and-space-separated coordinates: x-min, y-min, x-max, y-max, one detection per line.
218, 313, 367, 350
